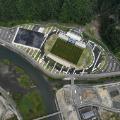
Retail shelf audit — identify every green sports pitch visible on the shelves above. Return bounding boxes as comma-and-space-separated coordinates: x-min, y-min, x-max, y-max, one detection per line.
50, 38, 84, 64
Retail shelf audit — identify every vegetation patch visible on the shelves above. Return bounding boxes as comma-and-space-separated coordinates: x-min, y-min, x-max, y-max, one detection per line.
44, 34, 58, 55
17, 74, 33, 89
15, 66, 25, 74
0, 0, 96, 26
0, 59, 11, 65
13, 90, 46, 120
0, 59, 47, 120
77, 47, 93, 69
51, 38, 83, 64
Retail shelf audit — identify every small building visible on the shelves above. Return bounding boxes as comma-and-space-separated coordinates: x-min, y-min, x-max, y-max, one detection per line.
58, 33, 68, 41
38, 27, 45, 33
82, 110, 95, 119
79, 106, 99, 120
66, 32, 82, 41
66, 31, 86, 48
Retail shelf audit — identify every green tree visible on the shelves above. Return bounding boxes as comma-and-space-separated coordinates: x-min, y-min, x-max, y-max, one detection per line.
98, 0, 120, 54
59, 0, 97, 24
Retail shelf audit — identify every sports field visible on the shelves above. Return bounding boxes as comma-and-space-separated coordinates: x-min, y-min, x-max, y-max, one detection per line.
51, 38, 83, 64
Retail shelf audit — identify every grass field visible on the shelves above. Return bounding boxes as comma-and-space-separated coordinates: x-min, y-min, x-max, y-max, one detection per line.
13, 90, 46, 120
77, 47, 94, 69
44, 34, 58, 55
51, 38, 83, 64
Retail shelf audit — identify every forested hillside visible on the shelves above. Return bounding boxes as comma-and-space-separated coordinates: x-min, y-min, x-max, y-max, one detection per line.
97, 0, 120, 57
0, 0, 120, 58
0, 0, 96, 25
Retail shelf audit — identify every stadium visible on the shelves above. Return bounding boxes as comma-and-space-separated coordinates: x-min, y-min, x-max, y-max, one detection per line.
44, 30, 93, 70
11, 24, 106, 75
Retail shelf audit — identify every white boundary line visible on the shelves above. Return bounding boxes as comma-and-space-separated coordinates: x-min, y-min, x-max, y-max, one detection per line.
51, 62, 57, 73
33, 51, 39, 59
92, 52, 101, 72
59, 66, 64, 74
12, 27, 19, 44
13, 42, 40, 51
44, 60, 50, 69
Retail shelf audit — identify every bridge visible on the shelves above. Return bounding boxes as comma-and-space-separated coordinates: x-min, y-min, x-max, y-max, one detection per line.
33, 111, 61, 120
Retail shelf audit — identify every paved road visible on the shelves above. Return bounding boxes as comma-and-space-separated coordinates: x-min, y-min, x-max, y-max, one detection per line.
34, 111, 61, 120
65, 71, 120, 80
0, 87, 22, 120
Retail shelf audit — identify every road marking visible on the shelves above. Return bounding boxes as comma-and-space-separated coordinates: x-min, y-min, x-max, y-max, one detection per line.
33, 51, 39, 59
59, 65, 64, 74
37, 55, 41, 62
81, 69, 85, 76
66, 67, 70, 74
51, 62, 57, 72
92, 52, 101, 72
34, 111, 61, 120
40, 27, 53, 48
12, 27, 19, 43
28, 48, 32, 55
44, 60, 50, 69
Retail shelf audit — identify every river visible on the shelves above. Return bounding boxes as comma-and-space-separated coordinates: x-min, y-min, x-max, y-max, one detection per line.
0, 45, 59, 120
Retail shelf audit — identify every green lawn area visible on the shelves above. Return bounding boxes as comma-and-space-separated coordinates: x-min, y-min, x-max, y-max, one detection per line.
13, 90, 46, 120
77, 47, 94, 69
51, 38, 83, 64
44, 34, 58, 55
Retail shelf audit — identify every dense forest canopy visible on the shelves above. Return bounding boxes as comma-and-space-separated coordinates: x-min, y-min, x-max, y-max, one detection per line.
98, 0, 120, 55
0, 0, 96, 24
0, 0, 120, 58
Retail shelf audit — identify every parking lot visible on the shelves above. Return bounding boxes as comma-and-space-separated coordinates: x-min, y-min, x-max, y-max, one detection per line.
0, 28, 17, 43
13, 28, 45, 49
103, 54, 120, 72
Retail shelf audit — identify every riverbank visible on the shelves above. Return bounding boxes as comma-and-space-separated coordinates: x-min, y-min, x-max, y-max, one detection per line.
0, 59, 47, 120
0, 46, 59, 120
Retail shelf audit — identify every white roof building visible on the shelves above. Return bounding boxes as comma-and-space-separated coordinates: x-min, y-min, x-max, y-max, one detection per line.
75, 41, 86, 48
66, 32, 86, 48
38, 27, 45, 33
66, 32, 82, 41
58, 33, 68, 41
